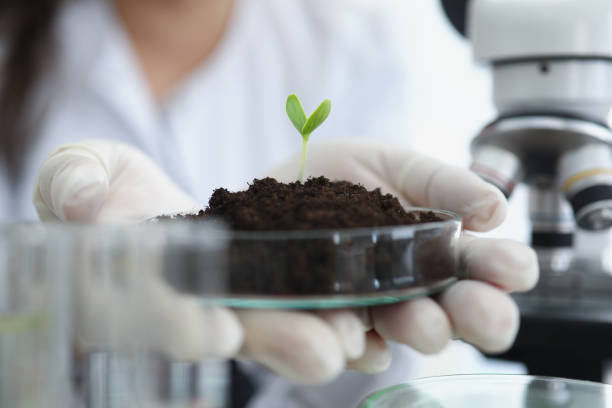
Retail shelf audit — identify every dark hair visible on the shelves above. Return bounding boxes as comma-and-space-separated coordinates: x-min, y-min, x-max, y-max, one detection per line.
0, 0, 64, 180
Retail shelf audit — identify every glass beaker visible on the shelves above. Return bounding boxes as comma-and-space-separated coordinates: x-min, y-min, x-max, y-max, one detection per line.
71, 221, 229, 408
0, 223, 72, 408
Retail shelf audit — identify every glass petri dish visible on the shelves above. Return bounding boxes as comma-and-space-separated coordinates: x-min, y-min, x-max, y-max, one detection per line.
357, 374, 612, 408
160, 208, 461, 309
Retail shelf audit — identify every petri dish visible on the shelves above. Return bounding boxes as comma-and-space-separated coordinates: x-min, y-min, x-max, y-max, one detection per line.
160, 208, 461, 309
357, 374, 612, 408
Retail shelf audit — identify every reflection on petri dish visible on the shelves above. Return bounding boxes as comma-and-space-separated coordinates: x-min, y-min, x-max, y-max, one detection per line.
358, 374, 612, 408
160, 208, 461, 309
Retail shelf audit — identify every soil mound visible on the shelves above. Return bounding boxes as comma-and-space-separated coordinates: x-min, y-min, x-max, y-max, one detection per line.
179, 177, 440, 230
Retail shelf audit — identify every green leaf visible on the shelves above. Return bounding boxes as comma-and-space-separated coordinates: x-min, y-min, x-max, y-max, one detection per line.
286, 94, 307, 134
301, 99, 331, 136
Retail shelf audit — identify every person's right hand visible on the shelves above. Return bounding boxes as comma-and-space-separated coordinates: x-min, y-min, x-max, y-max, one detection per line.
272, 139, 538, 361
33, 140, 368, 384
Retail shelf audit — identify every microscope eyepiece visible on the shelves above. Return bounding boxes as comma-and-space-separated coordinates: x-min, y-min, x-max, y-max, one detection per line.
560, 144, 612, 230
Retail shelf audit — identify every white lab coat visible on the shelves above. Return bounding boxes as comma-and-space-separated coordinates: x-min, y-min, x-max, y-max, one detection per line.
0, 0, 525, 406
4, 0, 416, 219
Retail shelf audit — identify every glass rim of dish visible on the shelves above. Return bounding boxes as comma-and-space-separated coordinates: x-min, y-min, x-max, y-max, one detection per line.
156, 207, 462, 241
360, 374, 612, 406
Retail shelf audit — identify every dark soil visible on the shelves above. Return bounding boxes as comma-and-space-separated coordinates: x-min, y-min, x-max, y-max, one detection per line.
180, 177, 441, 230
162, 177, 457, 296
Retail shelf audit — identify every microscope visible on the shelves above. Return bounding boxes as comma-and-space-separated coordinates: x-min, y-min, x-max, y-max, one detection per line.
469, 0, 612, 258
448, 0, 612, 381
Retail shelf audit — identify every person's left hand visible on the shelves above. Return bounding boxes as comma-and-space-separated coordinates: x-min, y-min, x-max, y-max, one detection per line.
271, 138, 539, 372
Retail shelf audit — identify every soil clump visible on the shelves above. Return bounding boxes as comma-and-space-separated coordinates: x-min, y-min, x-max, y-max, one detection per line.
181, 177, 441, 230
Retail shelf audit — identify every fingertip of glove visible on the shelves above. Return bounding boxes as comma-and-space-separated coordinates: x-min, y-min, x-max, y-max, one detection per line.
462, 186, 507, 231
62, 179, 109, 222
496, 240, 540, 292
460, 238, 540, 293
346, 331, 391, 374
161, 306, 244, 362
280, 319, 346, 384
316, 309, 366, 360
480, 297, 520, 354
372, 299, 451, 355
408, 304, 452, 355
37, 156, 110, 222
443, 282, 520, 354
354, 350, 392, 374
243, 313, 345, 384
203, 308, 244, 357
522, 246, 540, 291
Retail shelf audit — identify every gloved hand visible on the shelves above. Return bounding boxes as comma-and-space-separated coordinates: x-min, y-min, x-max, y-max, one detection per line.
34, 138, 538, 384
271, 138, 539, 374
34, 141, 201, 222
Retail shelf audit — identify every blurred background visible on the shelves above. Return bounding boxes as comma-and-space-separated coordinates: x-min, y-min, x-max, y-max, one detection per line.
2, 0, 612, 407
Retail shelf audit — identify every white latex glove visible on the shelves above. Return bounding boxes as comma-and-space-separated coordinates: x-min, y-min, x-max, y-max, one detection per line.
34, 141, 201, 222
271, 139, 539, 374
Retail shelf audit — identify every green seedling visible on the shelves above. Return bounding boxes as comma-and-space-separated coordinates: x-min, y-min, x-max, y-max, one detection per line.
286, 94, 331, 182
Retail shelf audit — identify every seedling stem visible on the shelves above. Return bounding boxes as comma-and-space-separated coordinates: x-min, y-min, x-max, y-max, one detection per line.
286, 94, 331, 182
298, 133, 310, 182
